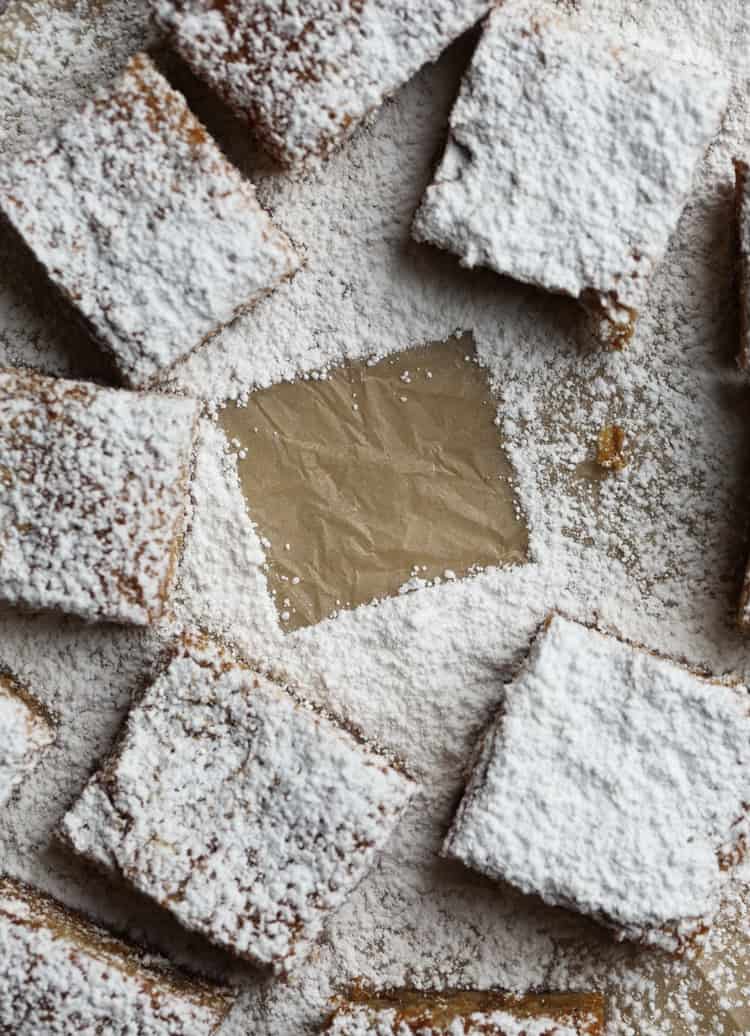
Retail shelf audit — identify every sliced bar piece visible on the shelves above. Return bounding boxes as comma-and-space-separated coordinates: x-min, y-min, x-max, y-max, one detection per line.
413, 8, 729, 347
325, 990, 605, 1035
443, 614, 750, 954
735, 159, 750, 370
149, 1, 495, 166
0, 874, 234, 1035
0, 368, 198, 625
0, 672, 55, 808
61, 635, 416, 972
0, 53, 300, 387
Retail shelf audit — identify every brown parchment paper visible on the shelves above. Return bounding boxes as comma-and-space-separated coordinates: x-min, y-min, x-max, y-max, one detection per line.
220, 334, 529, 629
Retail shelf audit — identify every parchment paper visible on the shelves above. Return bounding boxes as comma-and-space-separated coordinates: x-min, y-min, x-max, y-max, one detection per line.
221, 335, 528, 629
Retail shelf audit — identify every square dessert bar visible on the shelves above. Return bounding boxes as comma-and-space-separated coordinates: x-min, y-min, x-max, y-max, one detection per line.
0, 54, 300, 388
0, 672, 55, 808
0, 368, 198, 625
61, 635, 416, 972
413, 8, 729, 347
735, 159, 750, 370
325, 990, 605, 1036
0, 875, 234, 1035
443, 614, 750, 954
149, 0, 494, 166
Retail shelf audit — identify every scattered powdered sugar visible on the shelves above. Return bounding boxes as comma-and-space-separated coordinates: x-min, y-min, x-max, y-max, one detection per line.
61, 634, 416, 973
1, 0, 750, 1034
734, 159, 750, 371
443, 614, 750, 953
0, 52, 300, 387
0, 674, 54, 808
0, 875, 235, 1035
412, 5, 729, 345
149, 0, 494, 166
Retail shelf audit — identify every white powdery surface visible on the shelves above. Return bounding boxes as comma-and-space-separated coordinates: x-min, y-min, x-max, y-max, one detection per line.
0, 674, 54, 808
444, 614, 750, 953
413, 6, 729, 343
61, 636, 416, 972
0, 875, 234, 1035
327, 1009, 585, 1036
0, 52, 299, 387
0, 368, 198, 625
150, 0, 493, 166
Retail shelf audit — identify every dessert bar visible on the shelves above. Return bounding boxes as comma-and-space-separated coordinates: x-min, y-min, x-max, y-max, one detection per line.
0, 53, 300, 387
413, 8, 728, 347
0, 672, 55, 808
61, 635, 416, 972
149, 0, 494, 166
325, 990, 605, 1035
0, 368, 198, 625
443, 614, 750, 953
0, 874, 235, 1035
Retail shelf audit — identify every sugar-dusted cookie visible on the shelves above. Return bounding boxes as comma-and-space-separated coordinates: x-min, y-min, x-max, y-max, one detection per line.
61, 635, 416, 972
0, 369, 198, 625
443, 614, 750, 953
149, 1, 494, 166
413, 8, 729, 347
0, 672, 55, 808
325, 990, 605, 1035
0, 875, 235, 1035
0, 54, 300, 387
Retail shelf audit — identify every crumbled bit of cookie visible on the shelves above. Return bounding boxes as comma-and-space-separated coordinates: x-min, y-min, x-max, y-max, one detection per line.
0, 368, 198, 625
412, 8, 728, 343
443, 614, 750, 954
0, 53, 300, 387
0, 875, 235, 1035
149, 1, 494, 166
61, 635, 416, 972
596, 424, 628, 471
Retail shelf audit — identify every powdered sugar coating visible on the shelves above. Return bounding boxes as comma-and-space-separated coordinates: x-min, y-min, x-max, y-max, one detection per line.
327, 1008, 585, 1036
0, 368, 198, 625
0, 875, 234, 1035
443, 615, 750, 953
0, 53, 300, 387
61, 636, 416, 972
0, 675, 54, 808
149, 0, 494, 166
412, 7, 729, 344
326, 995, 603, 1036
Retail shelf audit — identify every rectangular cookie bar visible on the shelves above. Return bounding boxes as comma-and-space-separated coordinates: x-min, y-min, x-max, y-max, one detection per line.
0, 368, 198, 625
61, 635, 416, 972
443, 614, 750, 954
149, 1, 494, 166
412, 8, 729, 347
0, 672, 55, 808
325, 990, 605, 1035
0, 53, 300, 388
0, 874, 234, 1035
735, 159, 750, 370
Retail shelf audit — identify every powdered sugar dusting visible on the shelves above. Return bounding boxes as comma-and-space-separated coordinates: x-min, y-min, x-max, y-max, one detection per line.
0, 52, 300, 387
150, 0, 494, 165
0, 368, 198, 624
327, 1006, 595, 1036
61, 635, 416, 972
0, 0, 750, 1034
0, 875, 235, 1035
412, 5, 729, 344
444, 614, 750, 953
0, 674, 54, 808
